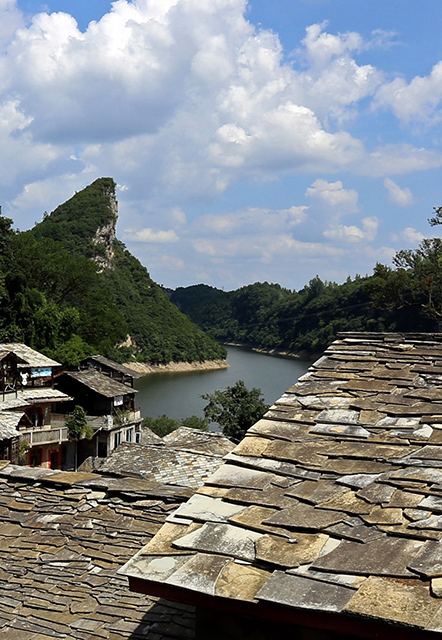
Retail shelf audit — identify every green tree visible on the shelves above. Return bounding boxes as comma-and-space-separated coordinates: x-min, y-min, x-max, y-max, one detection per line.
65, 406, 94, 470
142, 415, 180, 437
202, 380, 269, 441
366, 206, 442, 324
181, 415, 209, 431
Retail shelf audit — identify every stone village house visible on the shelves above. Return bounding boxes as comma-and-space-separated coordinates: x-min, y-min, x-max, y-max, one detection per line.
0, 344, 143, 470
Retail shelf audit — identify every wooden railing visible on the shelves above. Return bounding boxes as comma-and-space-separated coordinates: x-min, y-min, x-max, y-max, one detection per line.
21, 426, 68, 446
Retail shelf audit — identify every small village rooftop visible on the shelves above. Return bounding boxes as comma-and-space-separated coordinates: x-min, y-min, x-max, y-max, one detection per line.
121, 332, 442, 640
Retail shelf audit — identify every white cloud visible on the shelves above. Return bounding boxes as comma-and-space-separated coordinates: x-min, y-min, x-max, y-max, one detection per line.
306, 179, 359, 211
323, 216, 378, 244
374, 61, 442, 125
384, 178, 414, 206
392, 227, 425, 245
124, 228, 179, 243
359, 144, 442, 177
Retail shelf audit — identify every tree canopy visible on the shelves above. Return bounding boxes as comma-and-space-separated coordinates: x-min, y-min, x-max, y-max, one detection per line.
202, 380, 269, 441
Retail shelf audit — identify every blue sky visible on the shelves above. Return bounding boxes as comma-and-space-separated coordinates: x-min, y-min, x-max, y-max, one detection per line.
3, 0, 442, 291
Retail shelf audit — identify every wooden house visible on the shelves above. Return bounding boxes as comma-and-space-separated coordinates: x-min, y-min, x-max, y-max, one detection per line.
0, 344, 72, 468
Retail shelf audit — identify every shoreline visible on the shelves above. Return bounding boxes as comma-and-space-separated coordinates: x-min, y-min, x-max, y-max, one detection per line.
123, 358, 229, 375
224, 342, 319, 361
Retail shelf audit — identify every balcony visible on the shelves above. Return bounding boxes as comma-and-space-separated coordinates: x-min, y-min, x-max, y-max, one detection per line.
21, 426, 68, 446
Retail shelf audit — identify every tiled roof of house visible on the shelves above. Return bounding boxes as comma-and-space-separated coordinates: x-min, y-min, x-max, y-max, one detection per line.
163, 427, 236, 457
83, 355, 143, 379
98, 439, 231, 488
0, 387, 72, 411
121, 333, 442, 637
0, 343, 60, 368
0, 462, 195, 640
0, 410, 27, 439
65, 370, 137, 398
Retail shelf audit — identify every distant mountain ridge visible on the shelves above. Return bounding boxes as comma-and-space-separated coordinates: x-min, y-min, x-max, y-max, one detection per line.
169, 278, 435, 358
24, 178, 226, 365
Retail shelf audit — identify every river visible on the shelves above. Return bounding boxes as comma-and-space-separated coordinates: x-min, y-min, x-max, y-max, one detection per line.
134, 345, 312, 423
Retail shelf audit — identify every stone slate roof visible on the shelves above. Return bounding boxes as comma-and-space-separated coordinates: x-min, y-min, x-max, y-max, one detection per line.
98, 439, 230, 488
83, 355, 143, 379
0, 410, 26, 439
0, 343, 60, 368
121, 333, 442, 637
0, 462, 195, 640
65, 370, 137, 398
0, 387, 72, 411
163, 427, 236, 457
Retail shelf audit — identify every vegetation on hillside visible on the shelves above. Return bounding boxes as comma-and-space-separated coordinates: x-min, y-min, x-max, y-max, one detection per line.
0, 179, 226, 365
170, 262, 437, 356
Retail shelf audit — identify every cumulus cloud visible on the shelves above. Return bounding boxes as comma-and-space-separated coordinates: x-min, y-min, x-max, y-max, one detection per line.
374, 61, 442, 125
306, 179, 359, 212
392, 227, 425, 245
384, 178, 414, 206
323, 216, 378, 243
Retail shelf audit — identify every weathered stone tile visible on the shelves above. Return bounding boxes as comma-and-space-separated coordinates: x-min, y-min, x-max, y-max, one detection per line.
168, 494, 245, 524
318, 490, 373, 515
255, 532, 328, 567
388, 489, 424, 509
228, 505, 289, 536
311, 536, 423, 577
262, 440, 328, 467
310, 423, 371, 438
173, 522, 263, 562
263, 503, 346, 530
223, 453, 320, 480
325, 520, 384, 544
356, 483, 395, 504
285, 479, 347, 504
215, 562, 271, 601
344, 576, 441, 629
322, 459, 394, 475
408, 540, 442, 577
247, 419, 304, 441
119, 552, 190, 582
256, 571, 355, 612
206, 464, 273, 490
165, 553, 231, 595
362, 506, 404, 525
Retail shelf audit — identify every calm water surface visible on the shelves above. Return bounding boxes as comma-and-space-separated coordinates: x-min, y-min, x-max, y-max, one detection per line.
134, 345, 311, 423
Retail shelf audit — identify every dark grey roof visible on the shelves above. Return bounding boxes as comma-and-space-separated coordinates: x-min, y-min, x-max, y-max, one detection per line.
0, 411, 25, 439
84, 355, 143, 378
0, 342, 60, 367
0, 387, 72, 410
163, 426, 235, 457
98, 440, 228, 488
65, 370, 137, 398
0, 463, 195, 639
120, 333, 442, 636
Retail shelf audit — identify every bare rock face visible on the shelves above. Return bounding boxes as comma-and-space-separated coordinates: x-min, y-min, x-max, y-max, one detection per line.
92, 184, 118, 271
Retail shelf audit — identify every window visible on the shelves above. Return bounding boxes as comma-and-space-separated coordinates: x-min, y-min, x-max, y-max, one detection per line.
135, 432, 141, 444
126, 428, 133, 442
30, 448, 43, 467
113, 431, 122, 449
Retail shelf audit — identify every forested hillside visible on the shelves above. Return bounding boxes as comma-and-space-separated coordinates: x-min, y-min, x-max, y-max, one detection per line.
0, 178, 226, 365
170, 274, 436, 357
